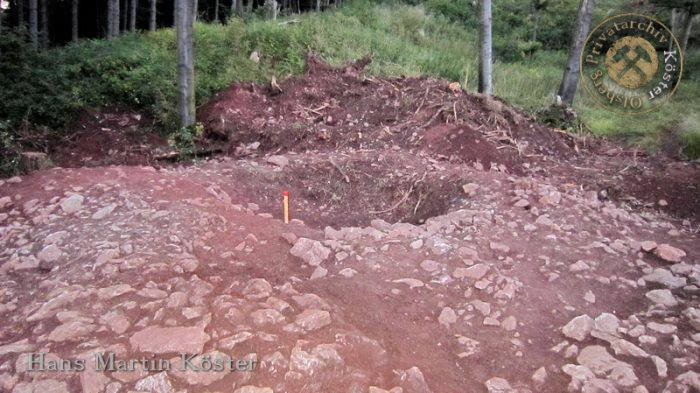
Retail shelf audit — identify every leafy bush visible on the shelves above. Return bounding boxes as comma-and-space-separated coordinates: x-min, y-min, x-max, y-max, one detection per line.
425, 0, 476, 24
535, 104, 579, 130
0, 21, 267, 134
0, 32, 84, 130
0, 120, 21, 177
685, 49, 700, 81
0, 0, 697, 168
679, 114, 700, 160
682, 129, 700, 160
168, 123, 205, 154
424, 0, 581, 58
242, 20, 311, 76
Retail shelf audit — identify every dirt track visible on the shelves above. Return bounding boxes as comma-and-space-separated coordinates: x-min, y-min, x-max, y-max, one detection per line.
1, 59, 699, 392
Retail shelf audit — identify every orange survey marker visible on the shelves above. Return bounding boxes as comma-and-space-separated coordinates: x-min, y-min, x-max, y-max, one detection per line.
283, 191, 290, 224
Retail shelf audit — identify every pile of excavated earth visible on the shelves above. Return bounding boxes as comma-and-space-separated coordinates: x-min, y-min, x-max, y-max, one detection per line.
1, 57, 699, 393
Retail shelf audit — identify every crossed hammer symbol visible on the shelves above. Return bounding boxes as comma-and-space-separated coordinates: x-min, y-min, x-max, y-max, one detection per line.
612, 45, 653, 83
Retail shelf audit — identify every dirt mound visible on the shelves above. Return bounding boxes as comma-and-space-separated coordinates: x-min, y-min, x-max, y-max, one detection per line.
197, 55, 572, 173
3, 57, 700, 393
36, 56, 700, 222
421, 123, 520, 170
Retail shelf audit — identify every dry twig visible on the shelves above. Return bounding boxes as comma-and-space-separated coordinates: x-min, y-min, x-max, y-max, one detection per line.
414, 87, 430, 115
413, 193, 424, 216
329, 158, 350, 183
421, 107, 445, 128
369, 184, 415, 214
369, 172, 427, 214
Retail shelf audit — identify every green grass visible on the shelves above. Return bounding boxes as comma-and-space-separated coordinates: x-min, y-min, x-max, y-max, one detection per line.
577, 81, 700, 155
0, 0, 698, 166
493, 51, 568, 110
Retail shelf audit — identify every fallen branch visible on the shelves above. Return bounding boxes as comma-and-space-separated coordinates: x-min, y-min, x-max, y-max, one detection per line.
370, 172, 427, 215
294, 103, 328, 118
375, 78, 400, 91
420, 107, 445, 128
278, 19, 300, 25
312, 103, 329, 113
414, 87, 430, 115
154, 147, 223, 161
329, 158, 350, 183
413, 193, 424, 216
369, 184, 415, 214
154, 152, 181, 160
571, 165, 596, 171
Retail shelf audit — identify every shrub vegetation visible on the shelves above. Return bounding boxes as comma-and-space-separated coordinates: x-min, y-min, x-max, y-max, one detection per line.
0, 0, 698, 176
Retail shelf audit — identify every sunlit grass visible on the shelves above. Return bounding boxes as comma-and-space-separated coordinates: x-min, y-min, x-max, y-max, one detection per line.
1, 1, 698, 158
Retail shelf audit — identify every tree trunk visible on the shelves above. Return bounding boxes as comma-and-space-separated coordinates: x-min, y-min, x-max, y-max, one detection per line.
111, 0, 120, 37
176, 0, 196, 128
114, 0, 120, 36
558, 0, 595, 105
108, 0, 114, 38
29, 0, 37, 48
478, 0, 492, 95
264, 0, 277, 20
670, 8, 680, 50
316, 0, 320, 12
531, 11, 540, 42
149, 0, 156, 31
681, 13, 697, 54
40, 0, 47, 47
130, 0, 137, 31
193, 0, 198, 22
121, 0, 127, 33
112, 0, 119, 38
72, 0, 79, 41
115, 0, 120, 35
214, 0, 219, 22
18, 0, 25, 28
107, 0, 113, 38
18, 152, 53, 174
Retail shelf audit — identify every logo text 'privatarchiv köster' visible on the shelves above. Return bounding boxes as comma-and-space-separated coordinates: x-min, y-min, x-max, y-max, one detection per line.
581, 13, 683, 114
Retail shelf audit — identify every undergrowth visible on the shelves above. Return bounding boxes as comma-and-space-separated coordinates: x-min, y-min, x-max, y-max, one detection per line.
0, 0, 698, 177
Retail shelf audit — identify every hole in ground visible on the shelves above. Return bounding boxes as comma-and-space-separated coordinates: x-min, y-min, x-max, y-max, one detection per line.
225, 155, 468, 228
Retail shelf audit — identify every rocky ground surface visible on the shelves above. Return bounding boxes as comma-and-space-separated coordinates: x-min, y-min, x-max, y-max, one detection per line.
1, 60, 699, 393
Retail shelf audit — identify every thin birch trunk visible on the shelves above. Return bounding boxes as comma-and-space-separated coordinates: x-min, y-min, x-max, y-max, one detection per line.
130, 0, 137, 31
149, 0, 156, 31
29, 0, 37, 47
558, 0, 595, 104
478, 0, 493, 94
176, 0, 196, 128
72, 0, 79, 40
